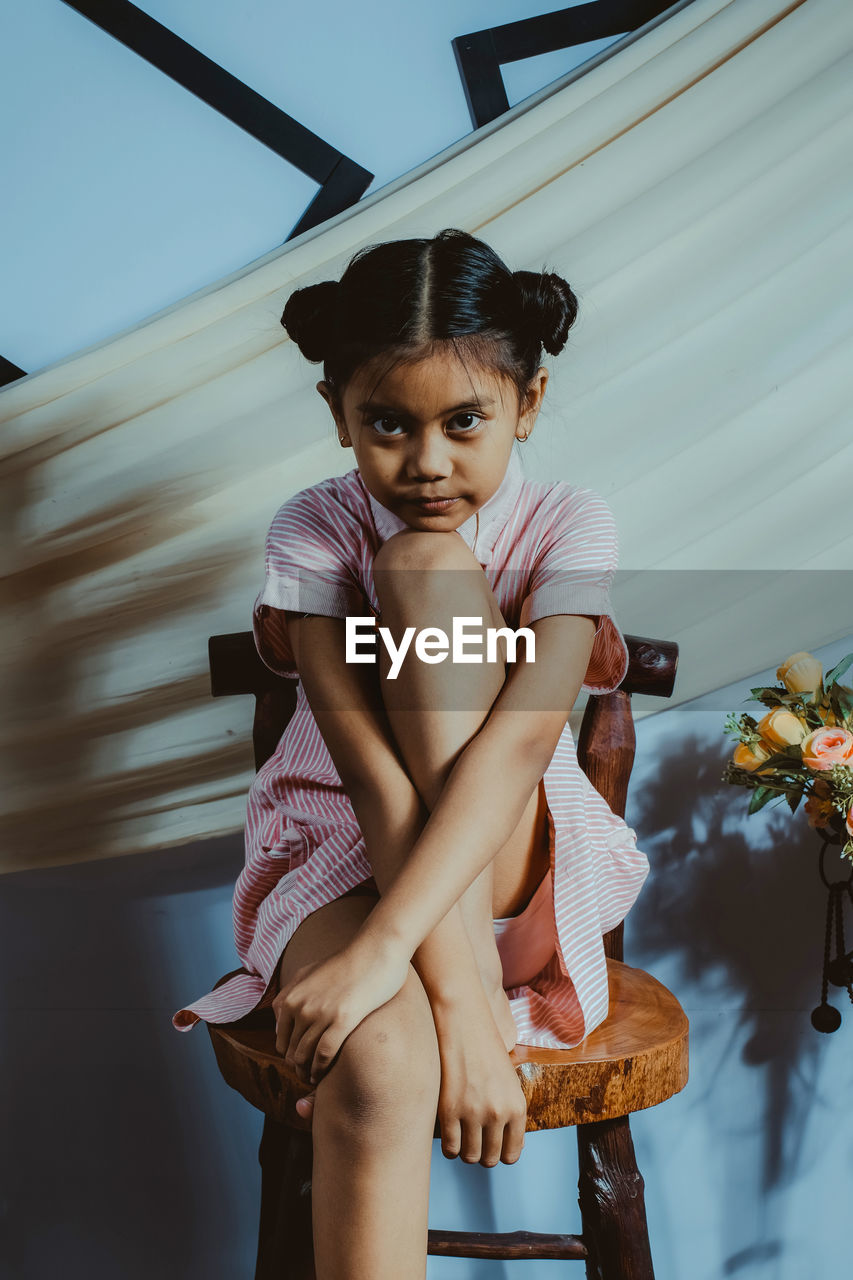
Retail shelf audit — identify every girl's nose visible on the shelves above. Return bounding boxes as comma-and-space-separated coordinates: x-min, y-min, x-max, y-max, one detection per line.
406, 429, 453, 481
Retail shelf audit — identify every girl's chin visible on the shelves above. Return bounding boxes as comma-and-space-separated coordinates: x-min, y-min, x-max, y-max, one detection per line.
405, 510, 467, 528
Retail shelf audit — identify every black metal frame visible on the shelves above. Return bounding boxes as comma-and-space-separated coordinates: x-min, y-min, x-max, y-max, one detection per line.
3, 0, 683, 386
453, 0, 678, 129
3, 3, 373, 389
0, 0, 376, 389
61, 1, 374, 240
0, 356, 26, 389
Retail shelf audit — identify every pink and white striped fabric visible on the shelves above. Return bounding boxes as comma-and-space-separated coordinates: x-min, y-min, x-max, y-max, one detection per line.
173, 448, 649, 1049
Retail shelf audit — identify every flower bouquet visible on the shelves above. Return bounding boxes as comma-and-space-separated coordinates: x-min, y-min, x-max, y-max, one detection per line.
722, 650, 853, 1031
722, 651, 853, 860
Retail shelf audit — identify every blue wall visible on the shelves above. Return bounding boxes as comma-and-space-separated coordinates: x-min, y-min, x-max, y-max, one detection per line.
3, 634, 850, 1279
1, 0, 619, 374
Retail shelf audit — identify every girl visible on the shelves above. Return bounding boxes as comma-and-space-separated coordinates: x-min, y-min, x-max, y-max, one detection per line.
174, 228, 649, 1278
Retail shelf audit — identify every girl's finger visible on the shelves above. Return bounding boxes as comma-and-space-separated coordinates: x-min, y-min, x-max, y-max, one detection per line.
274, 1007, 295, 1058
501, 1111, 527, 1165
295, 1092, 316, 1122
289, 1020, 325, 1083
439, 1114, 462, 1161
310, 1021, 347, 1082
284, 1014, 319, 1077
479, 1121, 504, 1169
459, 1118, 483, 1166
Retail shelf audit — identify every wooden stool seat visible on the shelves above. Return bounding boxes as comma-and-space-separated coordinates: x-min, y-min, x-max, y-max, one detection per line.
208, 958, 688, 1134
513, 959, 688, 1128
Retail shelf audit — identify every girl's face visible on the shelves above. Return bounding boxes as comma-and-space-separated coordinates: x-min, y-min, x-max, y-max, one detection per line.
317, 346, 548, 533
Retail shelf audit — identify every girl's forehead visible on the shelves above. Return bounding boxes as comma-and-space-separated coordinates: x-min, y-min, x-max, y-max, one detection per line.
348, 349, 509, 408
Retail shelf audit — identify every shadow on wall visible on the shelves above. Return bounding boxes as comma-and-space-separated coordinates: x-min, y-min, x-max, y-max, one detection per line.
0, 447, 257, 872
1, 720, 848, 1278
627, 728, 838, 1198
0, 835, 262, 1280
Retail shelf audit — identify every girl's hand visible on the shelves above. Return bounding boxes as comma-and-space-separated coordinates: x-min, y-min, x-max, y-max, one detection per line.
433, 997, 527, 1167
272, 935, 410, 1084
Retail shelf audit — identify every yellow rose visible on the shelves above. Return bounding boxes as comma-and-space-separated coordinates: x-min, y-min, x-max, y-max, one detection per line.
757, 708, 808, 746
777, 652, 823, 694
733, 740, 774, 771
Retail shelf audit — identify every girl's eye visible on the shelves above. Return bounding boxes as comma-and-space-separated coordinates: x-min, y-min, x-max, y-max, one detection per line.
366, 413, 483, 436
366, 417, 481, 442
367, 416, 404, 436
450, 413, 482, 432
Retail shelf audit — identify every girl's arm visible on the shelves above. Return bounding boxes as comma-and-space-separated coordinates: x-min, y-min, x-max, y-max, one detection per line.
277, 609, 530, 1163
275, 610, 597, 1080
359, 610, 597, 958
279, 610, 511, 1012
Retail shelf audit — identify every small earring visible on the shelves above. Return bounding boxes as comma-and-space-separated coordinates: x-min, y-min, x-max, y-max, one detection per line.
518, 431, 529, 441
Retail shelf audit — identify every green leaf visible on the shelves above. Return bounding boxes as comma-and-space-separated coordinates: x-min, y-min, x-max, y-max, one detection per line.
748, 786, 777, 814
754, 750, 802, 773
832, 687, 853, 725
786, 788, 804, 815
825, 653, 853, 691
749, 686, 781, 703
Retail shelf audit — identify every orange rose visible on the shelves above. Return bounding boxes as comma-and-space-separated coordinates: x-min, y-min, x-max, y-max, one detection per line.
733, 740, 774, 771
757, 708, 808, 747
805, 792, 836, 829
801, 727, 853, 771
846, 803, 853, 840
777, 652, 823, 694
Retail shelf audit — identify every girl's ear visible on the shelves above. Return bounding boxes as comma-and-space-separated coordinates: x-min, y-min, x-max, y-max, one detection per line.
316, 379, 336, 414
517, 367, 549, 436
317, 381, 351, 444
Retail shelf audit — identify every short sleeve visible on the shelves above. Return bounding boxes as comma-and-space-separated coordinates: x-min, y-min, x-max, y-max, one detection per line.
252, 486, 367, 680
518, 487, 629, 695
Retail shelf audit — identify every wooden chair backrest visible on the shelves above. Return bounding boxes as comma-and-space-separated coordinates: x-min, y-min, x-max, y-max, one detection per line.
208, 631, 677, 961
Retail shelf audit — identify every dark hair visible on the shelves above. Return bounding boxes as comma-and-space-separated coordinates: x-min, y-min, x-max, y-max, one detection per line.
280, 228, 579, 411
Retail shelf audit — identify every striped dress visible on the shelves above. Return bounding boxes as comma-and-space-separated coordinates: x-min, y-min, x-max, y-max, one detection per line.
173, 448, 649, 1049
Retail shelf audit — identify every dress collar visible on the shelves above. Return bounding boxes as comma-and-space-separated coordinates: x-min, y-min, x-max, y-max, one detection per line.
360, 448, 525, 567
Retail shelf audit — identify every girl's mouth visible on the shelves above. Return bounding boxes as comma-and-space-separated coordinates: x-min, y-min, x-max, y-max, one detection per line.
410, 496, 459, 512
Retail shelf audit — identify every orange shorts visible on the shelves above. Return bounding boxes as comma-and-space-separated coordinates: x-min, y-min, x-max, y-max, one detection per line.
492, 866, 556, 989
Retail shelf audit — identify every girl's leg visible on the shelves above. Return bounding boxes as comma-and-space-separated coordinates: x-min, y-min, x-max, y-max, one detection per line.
280, 893, 440, 1280
373, 530, 551, 1007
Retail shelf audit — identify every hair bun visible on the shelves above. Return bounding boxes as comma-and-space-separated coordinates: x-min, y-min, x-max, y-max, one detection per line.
280, 279, 340, 363
512, 269, 578, 356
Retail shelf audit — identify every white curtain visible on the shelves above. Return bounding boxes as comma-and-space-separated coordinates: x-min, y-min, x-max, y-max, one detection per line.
2, 0, 850, 872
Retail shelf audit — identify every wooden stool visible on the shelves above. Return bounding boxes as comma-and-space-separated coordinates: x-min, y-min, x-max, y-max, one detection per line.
206, 631, 687, 1278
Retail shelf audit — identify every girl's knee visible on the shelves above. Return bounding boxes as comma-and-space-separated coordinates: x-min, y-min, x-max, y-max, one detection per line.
374, 527, 477, 576
319, 978, 440, 1129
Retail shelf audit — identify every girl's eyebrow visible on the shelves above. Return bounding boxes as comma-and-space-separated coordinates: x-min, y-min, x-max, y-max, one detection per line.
355, 398, 496, 416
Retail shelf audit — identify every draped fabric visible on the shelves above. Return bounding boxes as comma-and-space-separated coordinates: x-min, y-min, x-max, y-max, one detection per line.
1, 0, 850, 872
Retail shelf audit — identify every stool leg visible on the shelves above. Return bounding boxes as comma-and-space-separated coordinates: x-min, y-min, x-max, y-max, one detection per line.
576, 1115, 654, 1280
255, 1115, 315, 1280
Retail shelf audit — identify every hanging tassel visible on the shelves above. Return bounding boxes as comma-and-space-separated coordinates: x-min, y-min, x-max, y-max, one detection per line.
811, 838, 853, 1033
